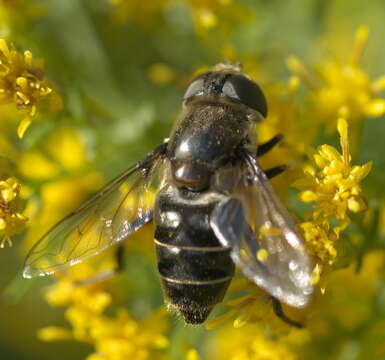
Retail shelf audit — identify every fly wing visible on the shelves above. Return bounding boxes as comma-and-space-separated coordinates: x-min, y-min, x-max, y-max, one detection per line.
210, 153, 313, 307
23, 144, 167, 278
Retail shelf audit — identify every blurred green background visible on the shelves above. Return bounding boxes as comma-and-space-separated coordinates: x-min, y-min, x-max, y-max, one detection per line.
1, 1, 385, 359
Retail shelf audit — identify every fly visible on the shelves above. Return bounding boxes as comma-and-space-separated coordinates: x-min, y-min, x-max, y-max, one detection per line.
23, 63, 313, 326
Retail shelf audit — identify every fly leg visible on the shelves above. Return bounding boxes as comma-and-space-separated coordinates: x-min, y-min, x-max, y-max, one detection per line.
75, 244, 125, 286
257, 134, 283, 157
264, 165, 287, 179
271, 297, 303, 328
256, 135, 286, 179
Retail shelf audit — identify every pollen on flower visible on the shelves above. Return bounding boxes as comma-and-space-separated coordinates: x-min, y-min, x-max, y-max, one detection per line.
295, 118, 371, 267
0, 39, 61, 137
300, 221, 337, 266
257, 248, 268, 263
0, 176, 27, 247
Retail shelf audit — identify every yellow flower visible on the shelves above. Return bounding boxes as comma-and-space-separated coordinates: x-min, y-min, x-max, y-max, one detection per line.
207, 278, 304, 332
39, 262, 170, 360
296, 118, 371, 231
287, 26, 385, 143
20, 127, 104, 251
0, 176, 27, 247
300, 221, 337, 266
257, 83, 316, 197
148, 63, 176, 86
211, 322, 300, 360
0, 39, 61, 137
88, 308, 169, 360
294, 118, 371, 270
44, 263, 112, 313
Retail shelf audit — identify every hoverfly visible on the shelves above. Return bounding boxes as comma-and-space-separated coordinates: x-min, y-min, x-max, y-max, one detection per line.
23, 63, 313, 326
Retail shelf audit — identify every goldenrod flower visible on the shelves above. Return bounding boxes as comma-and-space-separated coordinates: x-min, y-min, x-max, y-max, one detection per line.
207, 278, 304, 332
294, 118, 371, 270
20, 127, 104, 251
212, 322, 300, 360
296, 118, 371, 230
287, 26, 385, 142
39, 262, 170, 360
299, 221, 337, 266
0, 39, 61, 137
0, 176, 27, 247
257, 83, 315, 197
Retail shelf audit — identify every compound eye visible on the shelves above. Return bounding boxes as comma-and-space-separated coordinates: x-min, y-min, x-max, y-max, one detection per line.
183, 74, 207, 100
222, 74, 268, 117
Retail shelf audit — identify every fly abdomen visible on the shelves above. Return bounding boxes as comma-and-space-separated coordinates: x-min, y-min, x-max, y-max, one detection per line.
154, 185, 235, 324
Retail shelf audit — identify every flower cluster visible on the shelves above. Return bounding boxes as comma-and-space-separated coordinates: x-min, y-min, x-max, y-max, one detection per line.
20, 127, 104, 251
212, 322, 301, 360
39, 262, 170, 360
206, 278, 301, 332
295, 118, 372, 267
287, 26, 385, 147
0, 39, 61, 137
0, 176, 27, 247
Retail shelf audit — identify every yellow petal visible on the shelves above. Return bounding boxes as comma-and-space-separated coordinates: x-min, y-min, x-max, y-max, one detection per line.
299, 190, 318, 202
17, 117, 32, 138
350, 25, 369, 65
350, 161, 372, 182
16, 77, 29, 90
365, 99, 385, 117
186, 349, 201, 360
0, 236, 12, 248
287, 56, 304, 73
288, 75, 300, 93
153, 335, 169, 348
310, 264, 322, 285
0, 39, 10, 58
337, 117, 348, 141
1, 188, 15, 203
233, 308, 252, 328
24, 50, 33, 67
319, 145, 341, 163
356, 25, 369, 45
348, 197, 366, 213
314, 154, 327, 169
37, 327, 73, 341
18, 151, 59, 179
197, 9, 217, 29
45, 128, 87, 171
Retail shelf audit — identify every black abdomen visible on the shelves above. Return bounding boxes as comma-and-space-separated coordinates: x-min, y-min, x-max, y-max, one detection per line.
154, 185, 234, 324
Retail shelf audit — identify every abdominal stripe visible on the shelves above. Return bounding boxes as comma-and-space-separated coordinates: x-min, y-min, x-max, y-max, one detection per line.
160, 274, 233, 285
154, 238, 231, 252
